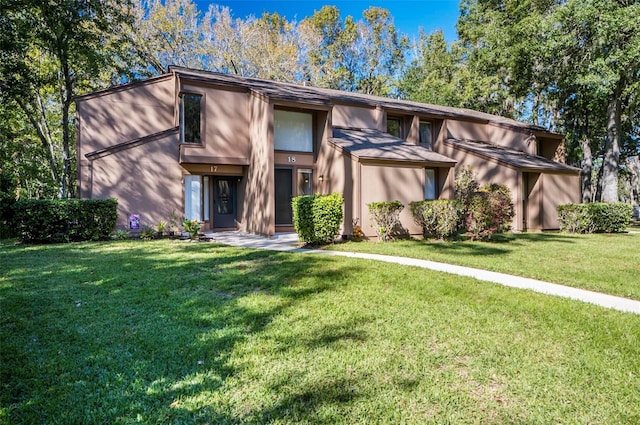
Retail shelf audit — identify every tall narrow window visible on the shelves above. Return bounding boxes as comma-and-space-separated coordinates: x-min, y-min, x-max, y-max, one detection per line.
387, 116, 403, 138
180, 94, 202, 144
425, 169, 436, 200
184, 175, 202, 221
274, 110, 313, 152
419, 121, 433, 150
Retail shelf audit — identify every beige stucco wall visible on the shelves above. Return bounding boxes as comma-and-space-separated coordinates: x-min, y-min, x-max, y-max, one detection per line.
241, 94, 274, 235
179, 83, 251, 162
446, 120, 534, 154
541, 173, 581, 229
76, 76, 175, 159
86, 134, 183, 229
332, 104, 380, 129
360, 163, 424, 237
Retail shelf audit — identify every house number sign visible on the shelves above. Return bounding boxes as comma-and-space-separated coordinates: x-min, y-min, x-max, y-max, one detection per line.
288, 156, 296, 163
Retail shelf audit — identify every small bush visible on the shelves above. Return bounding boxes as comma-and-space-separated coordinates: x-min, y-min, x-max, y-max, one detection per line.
367, 201, 404, 242
292, 193, 343, 245
14, 198, 117, 243
466, 184, 514, 240
140, 226, 156, 241
558, 203, 631, 233
182, 218, 201, 239
111, 229, 130, 240
410, 200, 461, 240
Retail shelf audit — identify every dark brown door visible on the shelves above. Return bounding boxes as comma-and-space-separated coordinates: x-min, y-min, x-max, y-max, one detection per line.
213, 177, 236, 228
275, 168, 293, 225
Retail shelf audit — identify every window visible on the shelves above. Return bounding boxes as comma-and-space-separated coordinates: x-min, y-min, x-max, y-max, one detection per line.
425, 169, 436, 200
297, 169, 313, 195
184, 175, 202, 221
180, 94, 202, 144
274, 110, 313, 152
387, 116, 403, 138
419, 121, 433, 150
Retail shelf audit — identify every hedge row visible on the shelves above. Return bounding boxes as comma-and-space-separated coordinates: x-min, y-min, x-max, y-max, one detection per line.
557, 203, 632, 233
14, 199, 118, 243
292, 193, 343, 244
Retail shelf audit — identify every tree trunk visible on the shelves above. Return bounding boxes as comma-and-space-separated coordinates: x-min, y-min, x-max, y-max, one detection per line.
629, 156, 639, 207
600, 85, 622, 202
581, 137, 593, 203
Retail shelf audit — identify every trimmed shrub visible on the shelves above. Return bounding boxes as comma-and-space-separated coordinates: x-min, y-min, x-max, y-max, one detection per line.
292, 193, 343, 244
557, 204, 594, 233
466, 184, 515, 240
292, 195, 315, 243
558, 202, 631, 233
367, 200, 404, 242
14, 198, 118, 243
410, 200, 461, 240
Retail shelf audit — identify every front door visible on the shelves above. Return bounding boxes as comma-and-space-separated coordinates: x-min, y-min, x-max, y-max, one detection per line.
275, 168, 293, 225
213, 177, 237, 229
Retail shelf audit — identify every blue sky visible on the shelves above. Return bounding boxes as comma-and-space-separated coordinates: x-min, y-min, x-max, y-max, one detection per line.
194, 1, 461, 41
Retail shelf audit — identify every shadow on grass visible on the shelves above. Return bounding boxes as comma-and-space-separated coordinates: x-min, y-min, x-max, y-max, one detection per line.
0, 240, 365, 423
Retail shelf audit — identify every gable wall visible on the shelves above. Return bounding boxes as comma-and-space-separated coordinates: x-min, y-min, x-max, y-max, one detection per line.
446, 120, 534, 154
76, 76, 175, 159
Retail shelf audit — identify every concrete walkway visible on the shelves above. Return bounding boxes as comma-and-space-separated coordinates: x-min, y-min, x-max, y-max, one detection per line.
205, 231, 640, 315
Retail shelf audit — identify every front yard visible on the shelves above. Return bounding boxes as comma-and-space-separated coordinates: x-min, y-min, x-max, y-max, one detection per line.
328, 232, 640, 300
1, 239, 640, 424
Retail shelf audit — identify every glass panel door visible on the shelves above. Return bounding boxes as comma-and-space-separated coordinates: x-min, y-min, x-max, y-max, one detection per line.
213, 177, 236, 228
275, 168, 293, 225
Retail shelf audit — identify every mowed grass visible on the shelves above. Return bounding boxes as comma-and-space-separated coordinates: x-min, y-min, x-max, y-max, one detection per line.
1, 239, 640, 424
327, 232, 640, 300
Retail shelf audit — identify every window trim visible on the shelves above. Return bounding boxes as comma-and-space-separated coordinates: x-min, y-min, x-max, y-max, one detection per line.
425, 168, 438, 200
386, 115, 404, 139
419, 120, 433, 150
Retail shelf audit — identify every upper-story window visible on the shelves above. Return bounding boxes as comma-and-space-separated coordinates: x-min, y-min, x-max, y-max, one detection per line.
387, 116, 403, 138
419, 121, 433, 150
180, 93, 202, 144
274, 109, 313, 152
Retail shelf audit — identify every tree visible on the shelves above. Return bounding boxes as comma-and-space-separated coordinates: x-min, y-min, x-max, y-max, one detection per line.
0, 0, 136, 198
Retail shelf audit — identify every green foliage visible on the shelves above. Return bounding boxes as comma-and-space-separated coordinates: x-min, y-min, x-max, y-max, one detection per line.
111, 229, 130, 240
182, 218, 201, 239
410, 200, 462, 240
558, 203, 632, 233
156, 220, 167, 235
466, 184, 515, 241
557, 204, 594, 233
454, 166, 479, 212
13, 198, 117, 243
367, 200, 404, 242
140, 226, 156, 241
292, 193, 343, 245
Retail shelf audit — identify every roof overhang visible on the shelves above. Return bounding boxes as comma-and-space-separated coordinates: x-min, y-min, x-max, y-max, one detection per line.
445, 138, 580, 173
329, 128, 457, 166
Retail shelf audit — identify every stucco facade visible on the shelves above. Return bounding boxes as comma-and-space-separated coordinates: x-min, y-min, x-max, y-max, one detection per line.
76, 67, 580, 237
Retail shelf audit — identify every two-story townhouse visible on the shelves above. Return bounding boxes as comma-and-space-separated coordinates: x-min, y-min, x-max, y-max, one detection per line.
76, 66, 580, 237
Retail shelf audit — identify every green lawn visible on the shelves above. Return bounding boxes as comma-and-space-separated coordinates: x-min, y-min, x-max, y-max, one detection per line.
326, 232, 640, 300
2, 239, 640, 424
